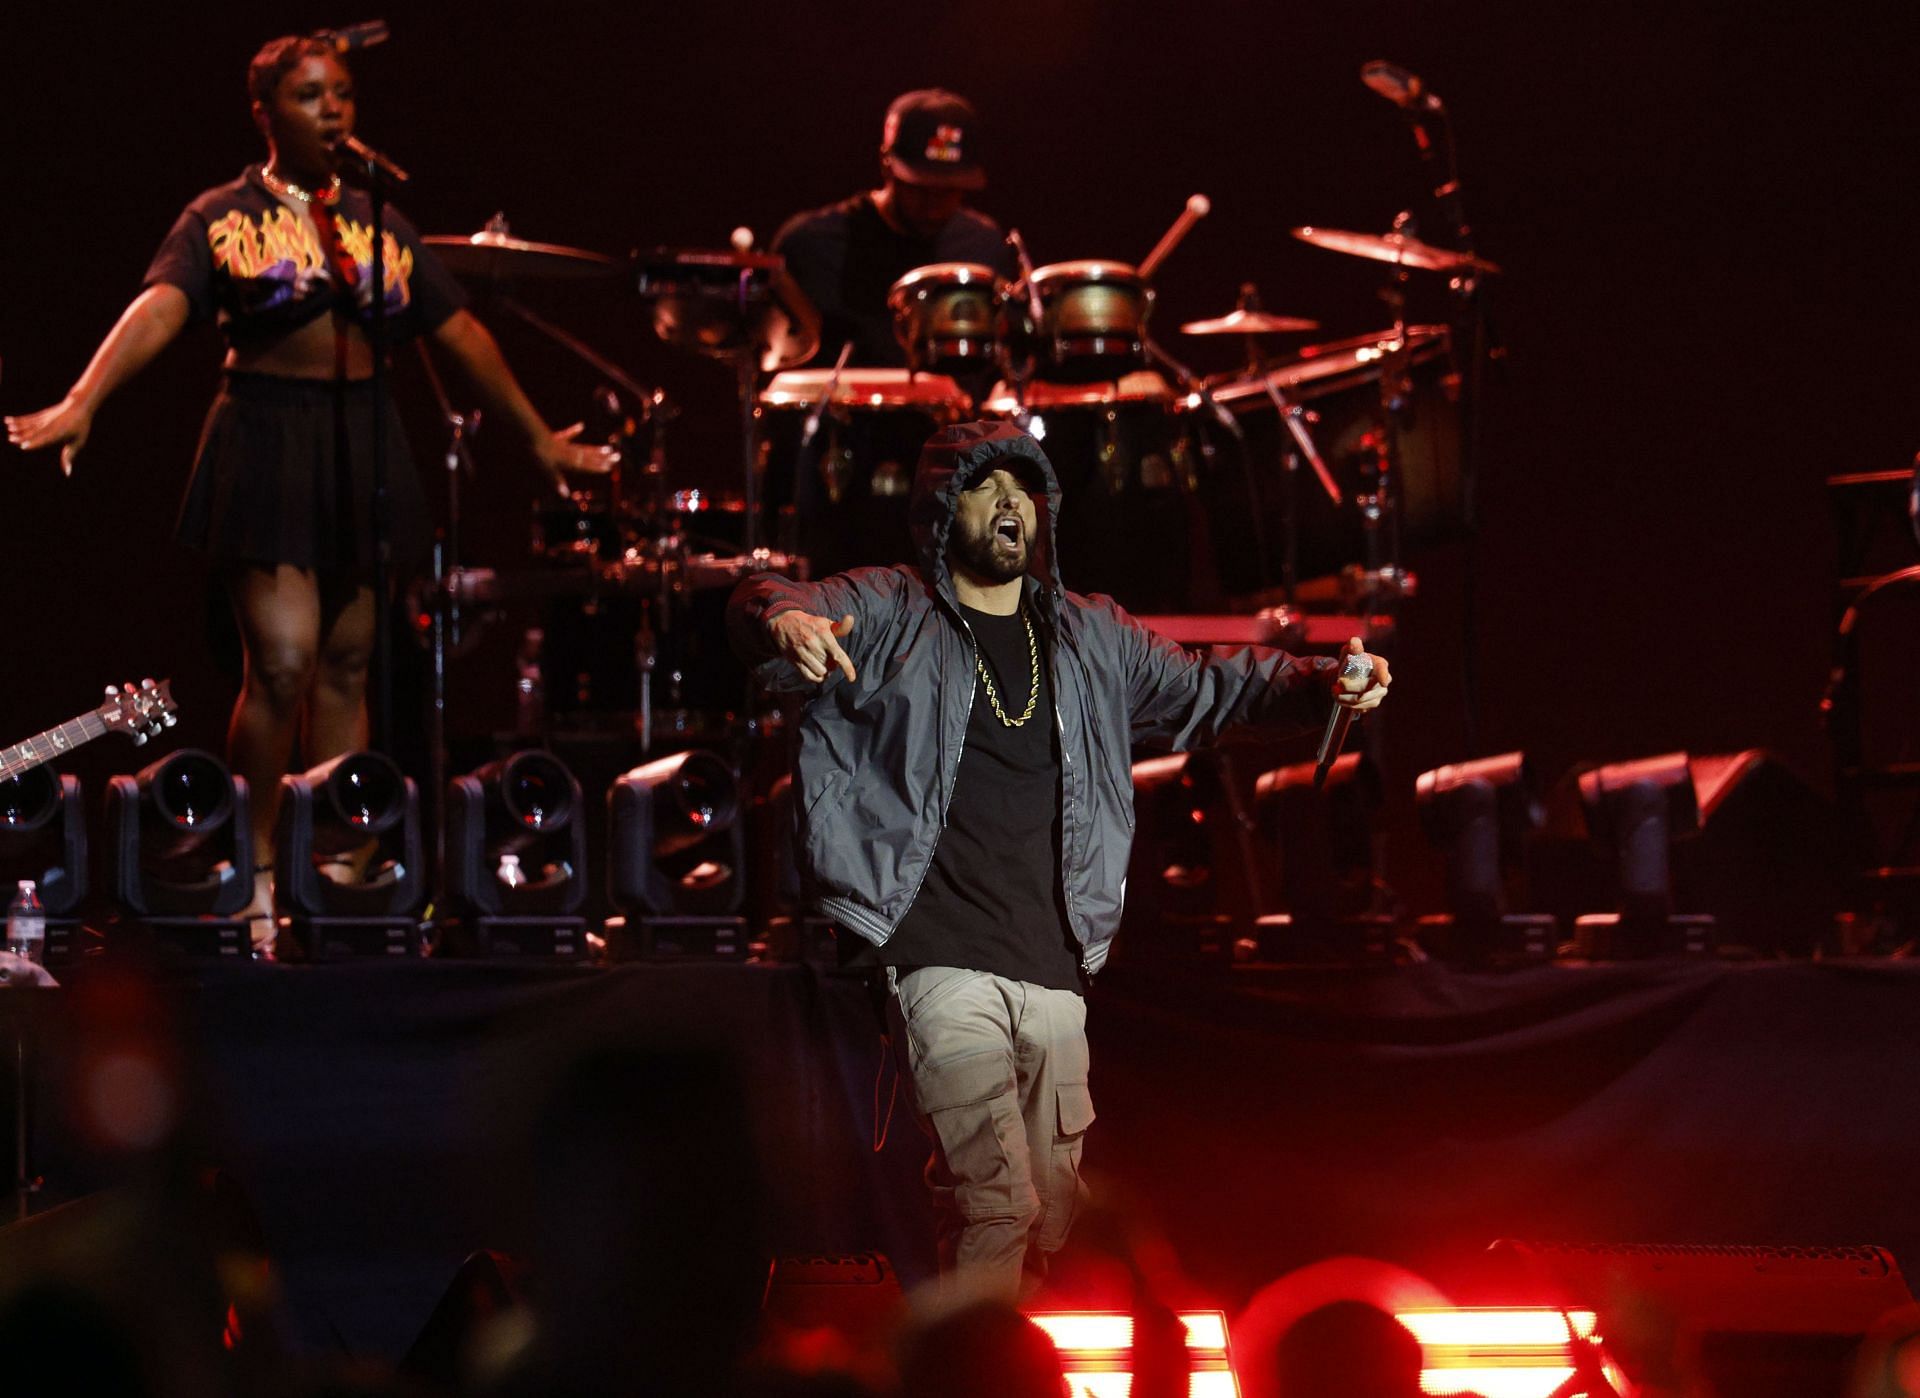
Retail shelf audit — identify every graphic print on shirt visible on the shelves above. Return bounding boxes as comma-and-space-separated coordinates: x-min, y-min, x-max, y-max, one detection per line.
204, 206, 416, 319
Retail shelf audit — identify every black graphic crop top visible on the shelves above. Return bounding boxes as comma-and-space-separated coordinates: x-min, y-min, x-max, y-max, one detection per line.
142, 165, 466, 347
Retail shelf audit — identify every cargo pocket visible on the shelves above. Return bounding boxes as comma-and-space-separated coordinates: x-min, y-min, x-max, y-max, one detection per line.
1038, 1081, 1096, 1251
916, 1049, 1027, 1219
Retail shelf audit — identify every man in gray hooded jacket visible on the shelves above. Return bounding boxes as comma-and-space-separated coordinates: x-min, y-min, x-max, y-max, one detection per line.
728, 421, 1390, 1296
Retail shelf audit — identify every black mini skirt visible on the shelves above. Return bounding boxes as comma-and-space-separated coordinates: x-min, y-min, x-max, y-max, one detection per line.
176, 371, 430, 577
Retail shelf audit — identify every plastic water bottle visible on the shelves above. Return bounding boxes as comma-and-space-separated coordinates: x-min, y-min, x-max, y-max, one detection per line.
496, 853, 527, 890
6, 880, 45, 964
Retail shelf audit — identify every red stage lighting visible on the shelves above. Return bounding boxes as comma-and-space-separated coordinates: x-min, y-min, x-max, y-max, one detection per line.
1025, 1309, 1239, 1398
1394, 1307, 1630, 1398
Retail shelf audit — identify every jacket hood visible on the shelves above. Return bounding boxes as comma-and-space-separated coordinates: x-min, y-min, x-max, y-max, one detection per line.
907, 420, 1065, 610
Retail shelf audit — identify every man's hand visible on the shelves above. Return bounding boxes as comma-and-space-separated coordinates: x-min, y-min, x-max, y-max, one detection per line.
1333, 635, 1391, 713
770, 609, 857, 685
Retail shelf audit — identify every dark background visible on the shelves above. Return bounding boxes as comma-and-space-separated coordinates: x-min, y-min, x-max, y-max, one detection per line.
4, 1, 1916, 910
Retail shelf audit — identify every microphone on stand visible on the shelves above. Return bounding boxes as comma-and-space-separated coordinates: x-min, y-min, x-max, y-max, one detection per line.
801, 341, 854, 453
1313, 649, 1376, 790
1005, 228, 1044, 324
333, 133, 410, 186
314, 20, 391, 52
1361, 60, 1443, 114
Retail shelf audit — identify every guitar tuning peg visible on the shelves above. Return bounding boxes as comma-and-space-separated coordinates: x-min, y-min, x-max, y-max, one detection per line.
140, 678, 156, 691
163, 713, 178, 727
104, 684, 120, 697
133, 731, 148, 745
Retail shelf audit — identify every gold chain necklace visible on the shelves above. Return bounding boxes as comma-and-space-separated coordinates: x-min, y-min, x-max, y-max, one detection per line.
974, 607, 1040, 727
261, 165, 341, 206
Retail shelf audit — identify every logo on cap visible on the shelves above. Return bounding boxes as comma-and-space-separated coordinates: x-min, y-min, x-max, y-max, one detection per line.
926, 124, 966, 164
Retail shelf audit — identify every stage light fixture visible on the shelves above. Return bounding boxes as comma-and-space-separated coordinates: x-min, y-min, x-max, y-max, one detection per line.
1393, 1307, 1626, 1398
1414, 752, 1555, 964
105, 748, 255, 955
442, 750, 590, 958
275, 750, 424, 959
1024, 1309, 1239, 1398
1118, 750, 1261, 965
1573, 752, 1713, 957
1249, 751, 1391, 962
605, 749, 745, 959
0, 768, 87, 961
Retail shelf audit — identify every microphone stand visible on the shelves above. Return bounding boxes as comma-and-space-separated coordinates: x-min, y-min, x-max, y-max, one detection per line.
1398, 93, 1493, 756
337, 138, 405, 755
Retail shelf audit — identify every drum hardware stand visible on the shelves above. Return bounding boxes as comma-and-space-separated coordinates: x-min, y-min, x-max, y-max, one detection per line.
1387, 79, 1496, 755
1143, 336, 1273, 594
1255, 375, 1338, 604
416, 340, 484, 903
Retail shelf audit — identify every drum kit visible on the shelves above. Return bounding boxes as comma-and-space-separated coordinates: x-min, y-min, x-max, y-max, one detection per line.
415, 206, 1488, 754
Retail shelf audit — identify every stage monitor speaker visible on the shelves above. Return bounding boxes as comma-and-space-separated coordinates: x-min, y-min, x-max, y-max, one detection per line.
1493, 1239, 1913, 1397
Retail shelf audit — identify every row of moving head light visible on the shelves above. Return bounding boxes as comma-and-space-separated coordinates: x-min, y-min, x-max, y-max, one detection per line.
0, 746, 743, 959
1126, 745, 1837, 963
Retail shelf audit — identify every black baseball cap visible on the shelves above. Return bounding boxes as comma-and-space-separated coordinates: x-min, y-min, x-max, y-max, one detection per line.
881, 89, 987, 191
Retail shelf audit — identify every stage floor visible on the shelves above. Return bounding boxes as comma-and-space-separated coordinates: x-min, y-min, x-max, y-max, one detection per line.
8, 953, 1919, 1358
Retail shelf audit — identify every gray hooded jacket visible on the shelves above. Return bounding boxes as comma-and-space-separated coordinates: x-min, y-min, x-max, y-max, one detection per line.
726, 421, 1335, 975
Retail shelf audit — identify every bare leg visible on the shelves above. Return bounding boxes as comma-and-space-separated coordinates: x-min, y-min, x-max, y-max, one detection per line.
307, 580, 380, 877
227, 565, 323, 925
309, 580, 376, 764
228, 565, 324, 858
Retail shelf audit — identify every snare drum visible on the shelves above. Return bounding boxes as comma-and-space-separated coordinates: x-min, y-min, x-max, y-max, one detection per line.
1021, 260, 1153, 382
758, 369, 969, 577
983, 375, 1199, 611
888, 263, 1002, 375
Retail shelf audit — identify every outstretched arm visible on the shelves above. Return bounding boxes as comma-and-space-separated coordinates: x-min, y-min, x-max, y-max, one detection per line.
727, 567, 906, 692
430, 308, 615, 496
5, 284, 192, 476
1095, 596, 1390, 748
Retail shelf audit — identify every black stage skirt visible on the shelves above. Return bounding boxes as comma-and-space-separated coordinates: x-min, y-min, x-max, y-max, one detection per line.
176, 371, 430, 578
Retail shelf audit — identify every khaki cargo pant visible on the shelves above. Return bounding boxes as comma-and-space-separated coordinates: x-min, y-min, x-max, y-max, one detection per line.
884, 966, 1095, 1299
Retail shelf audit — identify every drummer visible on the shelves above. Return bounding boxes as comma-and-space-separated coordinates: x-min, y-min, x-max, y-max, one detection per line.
772, 89, 1017, 373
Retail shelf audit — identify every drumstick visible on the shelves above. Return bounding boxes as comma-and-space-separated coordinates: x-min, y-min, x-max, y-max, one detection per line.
1138, 194, 1212, 283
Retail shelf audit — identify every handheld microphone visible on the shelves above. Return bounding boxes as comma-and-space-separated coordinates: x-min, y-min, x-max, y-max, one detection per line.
1313, 650, 1375, 790
314, 20, 390, 52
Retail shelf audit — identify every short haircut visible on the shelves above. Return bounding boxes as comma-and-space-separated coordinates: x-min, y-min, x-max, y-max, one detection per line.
246, 34, 340, 105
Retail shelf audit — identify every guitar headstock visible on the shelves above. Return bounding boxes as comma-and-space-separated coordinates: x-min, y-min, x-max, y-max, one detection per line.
97, 678, 179, 746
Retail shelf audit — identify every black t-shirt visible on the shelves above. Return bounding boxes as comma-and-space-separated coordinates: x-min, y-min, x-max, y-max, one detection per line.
143, 165, 466, 350
854, 601, 1083, 993
771, 193, 1017, 370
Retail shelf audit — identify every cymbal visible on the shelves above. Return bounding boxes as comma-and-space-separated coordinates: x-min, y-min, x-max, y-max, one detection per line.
424, 230, 622, 282
1292, 226, 1501, 275
1180, 307, 1320, 336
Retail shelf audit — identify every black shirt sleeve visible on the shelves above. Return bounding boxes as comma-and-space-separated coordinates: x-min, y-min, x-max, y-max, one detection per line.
386, 206, 466, 335
142, 204, 216, 323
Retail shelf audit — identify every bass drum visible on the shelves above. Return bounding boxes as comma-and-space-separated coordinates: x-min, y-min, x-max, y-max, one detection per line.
758, 369, 969, 578
1194, 325, 1462, 596
982, 374, 1201, 612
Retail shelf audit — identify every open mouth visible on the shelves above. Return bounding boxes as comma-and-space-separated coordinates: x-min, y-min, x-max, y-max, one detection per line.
993, 517, 1023, 547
